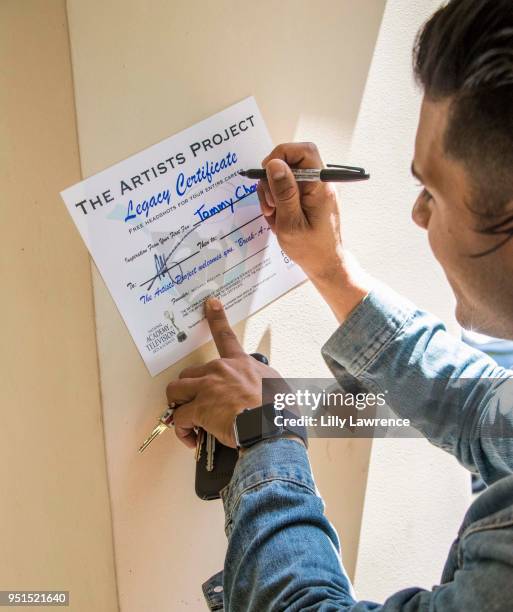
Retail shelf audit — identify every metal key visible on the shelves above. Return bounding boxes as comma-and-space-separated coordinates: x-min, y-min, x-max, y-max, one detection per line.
195, 428, 205, 462
138, 403, 176, 453
206, 432, 216, 472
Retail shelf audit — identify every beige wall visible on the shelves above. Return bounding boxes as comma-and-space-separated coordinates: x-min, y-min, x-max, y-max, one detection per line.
66, 1, 385, 609
0, 2, 118, 610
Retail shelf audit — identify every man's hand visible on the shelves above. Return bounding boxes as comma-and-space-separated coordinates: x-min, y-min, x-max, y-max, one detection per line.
258, 142, 342, 282
257, 142, 371, 323
168, 297, 281, 449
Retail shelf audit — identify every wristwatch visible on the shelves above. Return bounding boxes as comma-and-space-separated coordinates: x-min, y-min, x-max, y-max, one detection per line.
233, 403, 308, 449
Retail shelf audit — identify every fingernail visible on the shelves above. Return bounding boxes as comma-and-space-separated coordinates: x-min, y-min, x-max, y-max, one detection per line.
207, 296, 222, 311
265, 192, 275, 209
272, 170, 286, 180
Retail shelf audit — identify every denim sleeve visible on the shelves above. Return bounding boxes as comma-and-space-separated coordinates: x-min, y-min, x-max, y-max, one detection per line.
221, 438, 354, 611
220, 438, 513, 612
321, 283, 513, 484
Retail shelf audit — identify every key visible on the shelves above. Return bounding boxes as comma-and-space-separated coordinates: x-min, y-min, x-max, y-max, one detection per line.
205, 433, 212, 471
204, 432, 209, 467
210, 435, 216, 471
138, 403, 176, 453
195, 428, 205, 462
206, 432, 216, 472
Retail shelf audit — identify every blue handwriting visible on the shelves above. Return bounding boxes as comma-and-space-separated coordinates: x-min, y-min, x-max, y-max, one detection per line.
193, 182, 257, 223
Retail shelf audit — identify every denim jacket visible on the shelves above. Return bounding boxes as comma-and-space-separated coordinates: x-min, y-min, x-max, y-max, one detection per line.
202, 284, 513, 611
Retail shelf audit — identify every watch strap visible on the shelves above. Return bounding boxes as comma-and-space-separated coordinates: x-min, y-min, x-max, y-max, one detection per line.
234, 403, 308, 449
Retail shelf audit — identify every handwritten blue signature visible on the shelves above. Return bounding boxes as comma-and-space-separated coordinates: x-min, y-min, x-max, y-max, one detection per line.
124, 189, 171, 222
139, 252, 215, 304
193, 183, 257, 223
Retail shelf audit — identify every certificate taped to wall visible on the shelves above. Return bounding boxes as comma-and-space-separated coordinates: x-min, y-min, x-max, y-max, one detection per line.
61, 97, 305, 375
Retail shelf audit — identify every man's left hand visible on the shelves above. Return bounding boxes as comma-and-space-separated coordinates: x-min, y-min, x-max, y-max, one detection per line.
168, 297, 281, 449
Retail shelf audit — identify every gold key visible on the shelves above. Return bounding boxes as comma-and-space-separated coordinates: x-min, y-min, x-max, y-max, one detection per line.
138, 403, 176, 453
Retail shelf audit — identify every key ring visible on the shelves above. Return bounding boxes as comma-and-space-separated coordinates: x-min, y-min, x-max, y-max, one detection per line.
159, 402, 177, 426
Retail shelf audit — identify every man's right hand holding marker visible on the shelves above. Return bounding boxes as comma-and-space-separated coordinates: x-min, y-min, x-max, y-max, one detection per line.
257, 142, 371, 323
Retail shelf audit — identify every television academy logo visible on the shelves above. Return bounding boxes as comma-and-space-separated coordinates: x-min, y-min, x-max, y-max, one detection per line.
164, 310, 187, 342
144, 311, 188, 354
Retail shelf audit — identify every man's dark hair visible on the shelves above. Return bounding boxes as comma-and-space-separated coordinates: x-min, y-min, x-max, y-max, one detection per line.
413, 0, 513, 253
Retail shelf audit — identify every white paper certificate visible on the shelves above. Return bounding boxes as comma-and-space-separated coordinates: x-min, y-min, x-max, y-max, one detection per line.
61, 97, 305, 375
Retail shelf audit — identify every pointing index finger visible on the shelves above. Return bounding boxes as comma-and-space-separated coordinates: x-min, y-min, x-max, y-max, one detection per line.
204, 297, 245, 358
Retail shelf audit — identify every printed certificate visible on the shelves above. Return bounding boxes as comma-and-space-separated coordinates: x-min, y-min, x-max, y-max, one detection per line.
61, 97, 305, 375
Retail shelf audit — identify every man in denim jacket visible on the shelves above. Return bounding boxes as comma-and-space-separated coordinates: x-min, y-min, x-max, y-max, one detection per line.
170, 0, 513, 609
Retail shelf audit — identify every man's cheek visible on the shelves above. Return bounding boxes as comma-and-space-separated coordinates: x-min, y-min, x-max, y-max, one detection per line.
428, 223, 469, 300
428, 213, 458, 268
427, 226, 446, 265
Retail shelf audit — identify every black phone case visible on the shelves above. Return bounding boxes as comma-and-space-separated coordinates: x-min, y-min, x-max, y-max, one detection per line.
195, 437, 239, 500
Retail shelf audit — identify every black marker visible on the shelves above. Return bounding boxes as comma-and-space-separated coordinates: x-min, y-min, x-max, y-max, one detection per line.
238, 164, 369, 182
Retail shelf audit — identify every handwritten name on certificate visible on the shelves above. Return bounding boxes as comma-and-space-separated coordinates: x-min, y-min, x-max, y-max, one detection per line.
61, 97, 306, 376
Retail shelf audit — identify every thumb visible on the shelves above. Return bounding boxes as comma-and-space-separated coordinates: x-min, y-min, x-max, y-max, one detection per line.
265, 159, 303, 224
